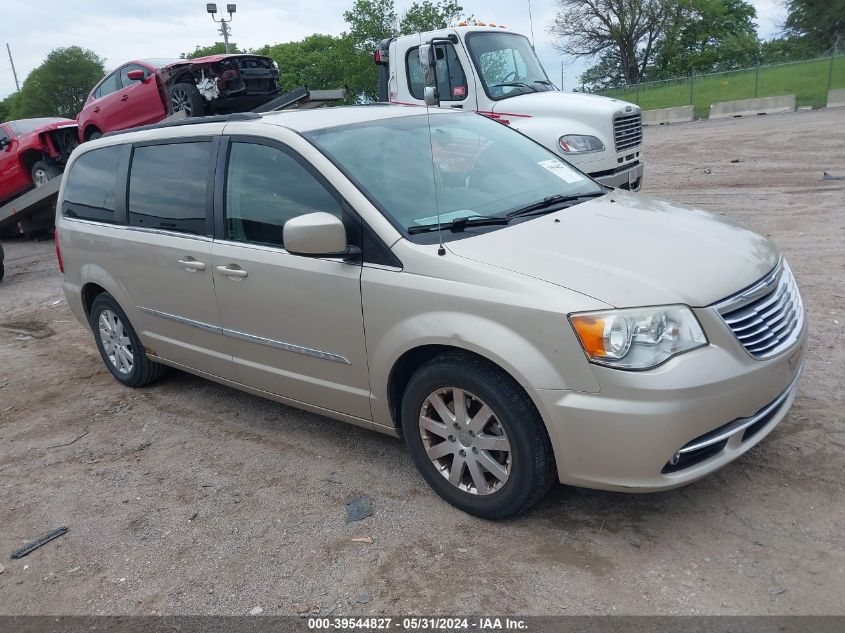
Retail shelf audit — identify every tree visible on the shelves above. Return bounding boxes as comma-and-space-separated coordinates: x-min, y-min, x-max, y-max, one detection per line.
14, 47, 105, 119
255, 34, 376, 103
181, 42, 244, 58
548, 0, 675, 86
784, 0, 845, 53
759, 35, 820, 63
343, 0, 397, 51
649, 0, 760, 79
400, 0, 466, 35
0, 92, 21, 121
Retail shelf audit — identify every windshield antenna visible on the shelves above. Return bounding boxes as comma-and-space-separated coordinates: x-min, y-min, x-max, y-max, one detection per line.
427, 126, 446, 256
421, 34, 446, 256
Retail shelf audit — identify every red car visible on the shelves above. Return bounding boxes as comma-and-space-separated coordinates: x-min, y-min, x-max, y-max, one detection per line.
0, 118, 79, 206
76, 55, 280, 141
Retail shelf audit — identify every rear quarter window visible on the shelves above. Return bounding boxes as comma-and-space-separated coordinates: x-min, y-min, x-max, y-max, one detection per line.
128, 142, 211, 235
62, 146, 122, 223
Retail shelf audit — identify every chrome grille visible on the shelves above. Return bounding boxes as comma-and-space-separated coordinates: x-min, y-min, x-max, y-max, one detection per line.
613, 113, 643, 152
716, 260, 804, 359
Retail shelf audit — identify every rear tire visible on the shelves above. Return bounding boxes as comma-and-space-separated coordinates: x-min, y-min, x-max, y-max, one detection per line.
169, 82, 205, 118
89, 293, 166, 387
87, 130, 102, 141
31, 161, 62, 187
401, 352, 556, 519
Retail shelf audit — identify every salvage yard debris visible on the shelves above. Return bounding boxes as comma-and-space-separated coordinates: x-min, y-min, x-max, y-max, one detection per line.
10, 527, 69, 559
345, 495, 373, 523
822, 172, 845, 181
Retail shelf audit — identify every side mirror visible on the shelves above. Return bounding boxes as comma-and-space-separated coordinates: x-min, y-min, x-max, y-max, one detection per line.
126, 69, 146, 82
419, 45, 436, 87
284, 212, 355, 259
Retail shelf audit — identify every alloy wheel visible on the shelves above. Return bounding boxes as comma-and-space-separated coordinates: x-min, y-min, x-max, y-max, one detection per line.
98, 309, 134, 375
418, 387, 512, 495
170, 88, 193, 116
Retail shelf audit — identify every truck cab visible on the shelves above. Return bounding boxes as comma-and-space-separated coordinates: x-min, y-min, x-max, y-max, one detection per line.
375, 25, 644, 190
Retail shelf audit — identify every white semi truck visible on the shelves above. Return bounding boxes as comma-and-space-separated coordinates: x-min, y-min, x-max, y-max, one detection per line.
375, 24, 644, 190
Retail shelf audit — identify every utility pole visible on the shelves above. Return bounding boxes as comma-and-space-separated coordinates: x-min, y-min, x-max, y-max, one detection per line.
527, 0, 535, 47
219, 20, 232, 53
6, 43, 20, 92
206, 4, 236, 54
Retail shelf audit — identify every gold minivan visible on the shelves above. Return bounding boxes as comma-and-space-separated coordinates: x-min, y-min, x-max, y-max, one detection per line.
56, 107, 806, 518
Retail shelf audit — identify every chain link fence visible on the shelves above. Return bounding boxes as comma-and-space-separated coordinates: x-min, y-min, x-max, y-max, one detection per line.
597, 54, 845, 119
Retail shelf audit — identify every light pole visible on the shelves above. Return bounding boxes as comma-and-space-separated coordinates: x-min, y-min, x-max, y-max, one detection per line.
207, 3, 236, 54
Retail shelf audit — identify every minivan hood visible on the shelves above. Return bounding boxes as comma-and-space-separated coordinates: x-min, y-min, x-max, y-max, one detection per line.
446, 191, 779, 308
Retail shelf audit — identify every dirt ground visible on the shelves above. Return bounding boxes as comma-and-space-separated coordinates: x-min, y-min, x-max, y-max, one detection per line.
0, 108, 843, 616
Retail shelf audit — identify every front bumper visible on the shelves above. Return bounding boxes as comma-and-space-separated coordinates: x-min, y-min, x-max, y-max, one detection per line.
533, 308, 807, 491
591, 161, 644, 191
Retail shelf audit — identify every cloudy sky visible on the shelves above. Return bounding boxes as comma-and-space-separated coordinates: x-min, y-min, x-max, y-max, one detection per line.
2, 0, 787, 102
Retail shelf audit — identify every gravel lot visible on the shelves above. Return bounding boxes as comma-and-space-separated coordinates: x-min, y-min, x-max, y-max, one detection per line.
0, 108, 843, 616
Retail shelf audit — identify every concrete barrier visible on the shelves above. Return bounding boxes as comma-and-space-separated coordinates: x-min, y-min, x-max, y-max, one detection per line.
710, 95, 796, 119
642, 105, 695, 125
827, 88, 845, 108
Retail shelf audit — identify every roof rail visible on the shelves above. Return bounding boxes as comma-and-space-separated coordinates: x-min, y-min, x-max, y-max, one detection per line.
103, 112, 262, 137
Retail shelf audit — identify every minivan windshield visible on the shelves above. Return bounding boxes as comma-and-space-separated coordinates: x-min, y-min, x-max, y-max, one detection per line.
465, 32, 554, 100
305, 112, 604, 243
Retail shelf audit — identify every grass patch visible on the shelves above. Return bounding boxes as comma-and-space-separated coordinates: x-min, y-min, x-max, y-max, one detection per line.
599, 56, 845, 119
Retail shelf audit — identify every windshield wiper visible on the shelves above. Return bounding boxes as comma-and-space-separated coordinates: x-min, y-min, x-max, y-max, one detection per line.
407, 215, 510, 235
490, 82, 537, 93
505, 192, 606, 219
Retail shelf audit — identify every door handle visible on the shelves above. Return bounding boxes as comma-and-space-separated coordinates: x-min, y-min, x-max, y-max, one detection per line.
178, 257, 206, 272
216, 265, 248, 278
94, 107, 100, 113
121, 95, 129, 101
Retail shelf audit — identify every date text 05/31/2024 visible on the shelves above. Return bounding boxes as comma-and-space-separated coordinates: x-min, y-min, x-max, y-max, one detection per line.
307, 617, 529, 630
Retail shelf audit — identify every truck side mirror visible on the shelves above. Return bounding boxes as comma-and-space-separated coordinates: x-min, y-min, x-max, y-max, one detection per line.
419, 45, 439, 106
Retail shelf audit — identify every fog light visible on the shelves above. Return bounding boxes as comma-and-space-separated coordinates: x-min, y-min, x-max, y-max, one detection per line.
670, 452, 681, 466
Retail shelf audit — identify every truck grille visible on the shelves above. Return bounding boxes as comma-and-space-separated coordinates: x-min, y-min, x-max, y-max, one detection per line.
613, 113, 643, 152
716, 260, 804, 359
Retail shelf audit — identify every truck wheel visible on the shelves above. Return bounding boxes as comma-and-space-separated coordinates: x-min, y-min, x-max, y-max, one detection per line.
169, 82, 205, 117
31, 161, 62, 187
89, 293, 167, 387
400, 352, 556, 519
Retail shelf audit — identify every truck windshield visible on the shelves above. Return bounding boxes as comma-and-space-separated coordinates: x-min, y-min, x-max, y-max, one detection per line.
305, 112, 603, 243
465, 32, 553, 100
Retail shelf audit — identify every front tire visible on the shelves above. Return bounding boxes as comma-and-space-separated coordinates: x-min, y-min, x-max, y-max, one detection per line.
89, 293, 166, 387
169, 82, 205, 118
31, 161, 62, 187
401, 352, 556, 519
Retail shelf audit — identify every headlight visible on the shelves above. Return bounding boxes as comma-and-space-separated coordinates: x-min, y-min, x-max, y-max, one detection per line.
559, 134, 604, 154
569, 306, 707, 370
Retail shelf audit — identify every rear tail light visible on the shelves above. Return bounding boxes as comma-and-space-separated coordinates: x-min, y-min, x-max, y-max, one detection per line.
54, 228, 64, 273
